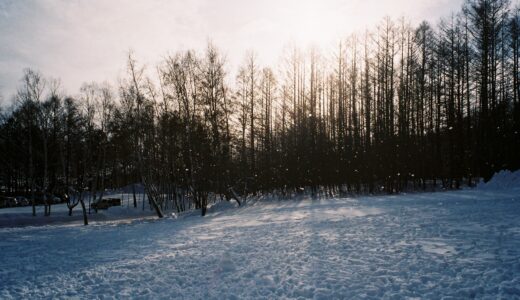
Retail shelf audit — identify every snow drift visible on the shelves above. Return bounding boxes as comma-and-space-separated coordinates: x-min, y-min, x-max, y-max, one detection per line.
478, 169, 520, 190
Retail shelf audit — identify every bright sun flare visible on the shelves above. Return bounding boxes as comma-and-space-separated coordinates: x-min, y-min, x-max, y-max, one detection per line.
281, 0, 342, 47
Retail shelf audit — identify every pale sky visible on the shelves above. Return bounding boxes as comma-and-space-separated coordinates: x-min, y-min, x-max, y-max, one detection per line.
0, 0, 464, 103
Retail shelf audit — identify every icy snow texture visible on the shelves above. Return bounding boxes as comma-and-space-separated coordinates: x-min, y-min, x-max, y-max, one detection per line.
1, 189, 520, 299
478, 169, 520, 190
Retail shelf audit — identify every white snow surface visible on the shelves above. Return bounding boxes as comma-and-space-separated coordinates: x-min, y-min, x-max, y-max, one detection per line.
478, 169, 520, 190
0, 203, 157, 228
1, 189, 520, 299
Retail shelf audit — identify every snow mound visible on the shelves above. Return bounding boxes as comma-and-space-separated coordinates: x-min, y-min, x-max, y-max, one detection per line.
478, 169, 520, 190
207, 199, 240, 214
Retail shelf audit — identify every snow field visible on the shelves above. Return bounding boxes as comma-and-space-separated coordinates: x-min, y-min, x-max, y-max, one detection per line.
0, 187, 520, 299
0, 192, 170, 227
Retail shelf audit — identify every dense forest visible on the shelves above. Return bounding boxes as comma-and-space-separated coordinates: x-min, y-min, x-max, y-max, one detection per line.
1, 0, 519, 217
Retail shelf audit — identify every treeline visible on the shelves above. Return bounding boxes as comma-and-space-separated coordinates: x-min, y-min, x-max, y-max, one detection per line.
1, 0, 520, 217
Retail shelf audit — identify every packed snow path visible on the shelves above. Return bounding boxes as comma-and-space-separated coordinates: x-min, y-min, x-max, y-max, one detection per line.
1, 188, 520, 299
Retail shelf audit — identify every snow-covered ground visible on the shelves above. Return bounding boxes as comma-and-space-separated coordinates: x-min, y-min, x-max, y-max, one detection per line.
1, 180, 520, 298
0, 192, 167, 227
477, 169, 520, 190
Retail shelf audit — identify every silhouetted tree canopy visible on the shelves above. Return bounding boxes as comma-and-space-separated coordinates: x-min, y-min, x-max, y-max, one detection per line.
1, 0, 519, 216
